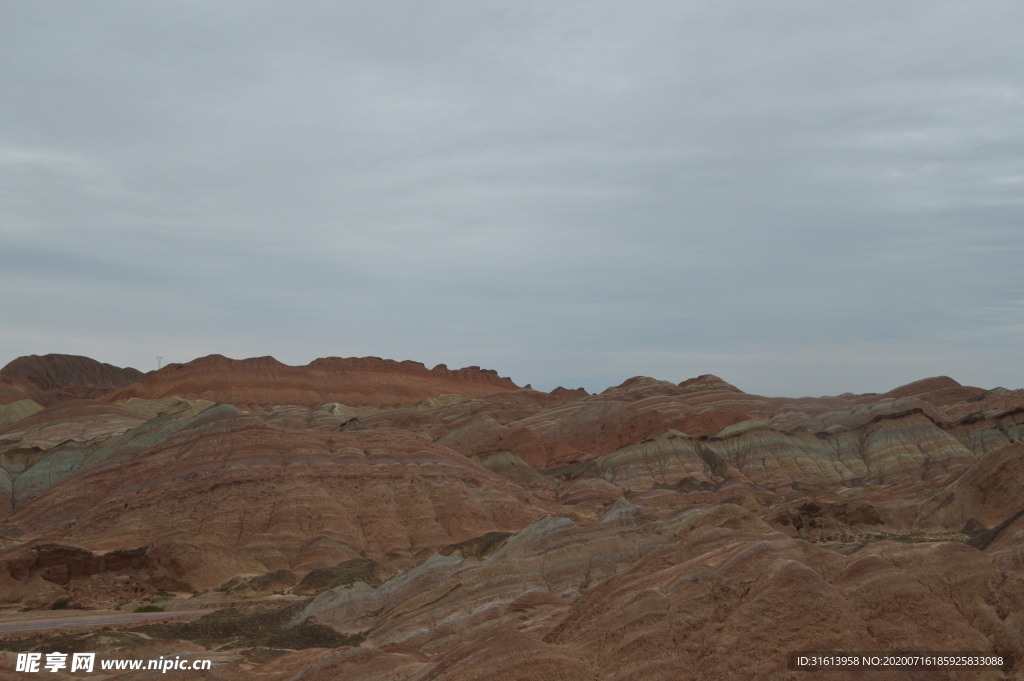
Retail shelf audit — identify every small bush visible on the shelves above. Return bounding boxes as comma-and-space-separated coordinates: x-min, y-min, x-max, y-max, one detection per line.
133, 605, 165, 613
52, 598, 73, 610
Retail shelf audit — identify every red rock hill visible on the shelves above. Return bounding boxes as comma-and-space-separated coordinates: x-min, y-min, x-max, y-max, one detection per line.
101, 354, 520, 409
0, 354, 144, 406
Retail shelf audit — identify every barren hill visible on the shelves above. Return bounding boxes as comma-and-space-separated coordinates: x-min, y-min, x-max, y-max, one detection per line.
2, 360, 1024, 680
101, 354, 520, 409
0, 354, 144, 406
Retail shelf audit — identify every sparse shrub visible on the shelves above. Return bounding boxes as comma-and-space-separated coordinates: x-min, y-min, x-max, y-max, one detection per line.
52, 598, 73, 610
133, 605, 165, 613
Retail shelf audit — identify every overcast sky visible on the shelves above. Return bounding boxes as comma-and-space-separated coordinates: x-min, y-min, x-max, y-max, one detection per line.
2, 1, 1022, 396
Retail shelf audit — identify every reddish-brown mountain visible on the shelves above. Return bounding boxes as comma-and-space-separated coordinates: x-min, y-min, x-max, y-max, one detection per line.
2, 361, 1024, 681
0, 354, 144, 406
101, 354, 520, 409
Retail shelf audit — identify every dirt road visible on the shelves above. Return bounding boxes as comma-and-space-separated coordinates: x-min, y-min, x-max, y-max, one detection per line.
0, 609, 215, 634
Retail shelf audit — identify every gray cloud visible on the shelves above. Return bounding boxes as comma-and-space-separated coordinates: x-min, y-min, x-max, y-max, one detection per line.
2, 1, 1023, 396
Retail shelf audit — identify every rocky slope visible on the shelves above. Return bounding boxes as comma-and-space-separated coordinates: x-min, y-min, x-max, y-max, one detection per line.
0, 404, 546, 600
0, 359, 1023, 680
0, 402, 149, 517
283, 503, 1024, 681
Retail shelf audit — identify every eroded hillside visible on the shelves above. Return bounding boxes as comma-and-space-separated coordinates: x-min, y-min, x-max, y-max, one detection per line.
1, 354, 1022, 680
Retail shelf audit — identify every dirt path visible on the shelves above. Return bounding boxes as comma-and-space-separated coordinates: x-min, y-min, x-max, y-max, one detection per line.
0, 609, 215, 634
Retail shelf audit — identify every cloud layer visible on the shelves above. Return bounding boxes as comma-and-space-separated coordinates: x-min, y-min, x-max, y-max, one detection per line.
2, 1, 1023, 395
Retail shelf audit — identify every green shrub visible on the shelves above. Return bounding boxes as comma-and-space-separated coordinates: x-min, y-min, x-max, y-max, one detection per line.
52, 598, 73, 610
133, 605, 165, 613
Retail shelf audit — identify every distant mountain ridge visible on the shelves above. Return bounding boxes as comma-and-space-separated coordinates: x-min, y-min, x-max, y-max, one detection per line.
100, 353, 521, 409
0, 354, 144, 406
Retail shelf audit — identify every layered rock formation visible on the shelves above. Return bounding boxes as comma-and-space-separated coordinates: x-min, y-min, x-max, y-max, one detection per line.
0, 354, 144, 406
181, 501, 1024, 680
355, 373, 1022, 499
0, 402, 148, 517
0, 405, 546, 597
101, 354, 520, 409
1, 356, 1023, 681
